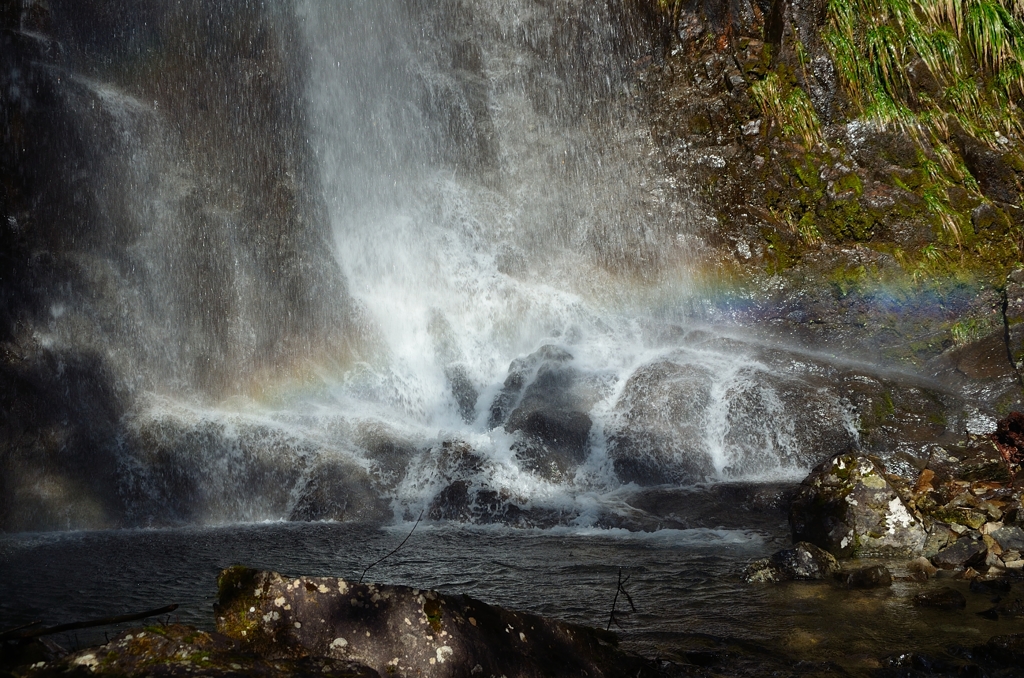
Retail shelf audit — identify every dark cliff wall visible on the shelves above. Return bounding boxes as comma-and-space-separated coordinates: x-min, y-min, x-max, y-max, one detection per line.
0, 0, 354, 530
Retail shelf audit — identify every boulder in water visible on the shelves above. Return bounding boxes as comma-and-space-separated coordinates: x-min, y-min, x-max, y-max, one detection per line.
490, 345, 608, 481
215, 566, 658, 678
606, 358, 716, 485
839, 564, 893, 588
289, 458, 392, 523
743, 542, 840, 583
607, 341, 859, 486
790, 452, 928, 557
913, 587, 967, 610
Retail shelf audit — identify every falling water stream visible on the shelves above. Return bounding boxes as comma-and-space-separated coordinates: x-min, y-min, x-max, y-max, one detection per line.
3, 0, 1021, 672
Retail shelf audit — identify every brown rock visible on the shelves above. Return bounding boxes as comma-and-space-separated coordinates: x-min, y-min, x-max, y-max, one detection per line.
913, 587, 966, 610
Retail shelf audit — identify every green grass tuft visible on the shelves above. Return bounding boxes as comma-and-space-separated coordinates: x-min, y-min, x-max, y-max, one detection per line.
750, 73, 824, 148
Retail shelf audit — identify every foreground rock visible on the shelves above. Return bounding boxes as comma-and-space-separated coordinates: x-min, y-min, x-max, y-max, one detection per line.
216, 567, 658, 678
13, 624, 379, 677
790, 453, 927, 558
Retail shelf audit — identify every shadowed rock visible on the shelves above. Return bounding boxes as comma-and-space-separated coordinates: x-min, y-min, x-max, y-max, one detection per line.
839, 564, 893, 589
913, 587, 967, 610
931, 537, 987, 570
489, 345, 610, 481
215, 566, 658, 678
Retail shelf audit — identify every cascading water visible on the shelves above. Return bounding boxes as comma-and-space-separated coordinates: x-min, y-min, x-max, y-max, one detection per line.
1, 0, 859, 533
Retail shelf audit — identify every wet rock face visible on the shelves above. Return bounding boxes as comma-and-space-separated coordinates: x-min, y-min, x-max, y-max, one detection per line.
743, 541, 840, 583
606, 338, 859, 486
607, 358, 717, 485
489, 345, 609, 481
790, 453, 927, 558
1007, 268, 1024, 376
0, 0, 352, 531
215, 567, 657, 678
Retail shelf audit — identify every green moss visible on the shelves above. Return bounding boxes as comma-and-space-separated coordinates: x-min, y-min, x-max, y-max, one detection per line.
215, 566, 263, 641
826, 264, 869, 298
874, 391, 896, 422
832, 172, 864, 196
793, 155, 824, 190
821, 198, 876, 241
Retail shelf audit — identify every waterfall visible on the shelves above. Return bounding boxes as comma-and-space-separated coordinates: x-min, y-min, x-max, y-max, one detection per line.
0, 0, 858, 532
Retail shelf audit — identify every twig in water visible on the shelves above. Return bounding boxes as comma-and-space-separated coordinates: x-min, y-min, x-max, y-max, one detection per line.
607, 568, 636, 631
0, 621, 42, 640
0, 605, 179, 641
358, 510, 424, 584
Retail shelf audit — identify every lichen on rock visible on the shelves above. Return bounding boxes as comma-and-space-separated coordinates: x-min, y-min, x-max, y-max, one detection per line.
789, 452, 928, 557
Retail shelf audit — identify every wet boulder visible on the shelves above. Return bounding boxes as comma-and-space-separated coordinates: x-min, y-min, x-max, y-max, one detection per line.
838, 564, 893, 588
913, 587, 967, 610
490, 345, 610, 481
743, 542, 840, 583
606, 340, 858, 486
606, 359, 717, 485
289, 457, 392, 523
790, 452, 928, 558
215, 566, 658, 678
931, 536, 989, 570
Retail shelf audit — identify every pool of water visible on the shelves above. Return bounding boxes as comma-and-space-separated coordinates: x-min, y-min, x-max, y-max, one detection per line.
2, 519, 1023, 674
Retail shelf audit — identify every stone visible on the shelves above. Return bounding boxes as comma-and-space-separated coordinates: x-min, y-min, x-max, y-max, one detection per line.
992, 526, 1024, 552
489, 345, 609, 481
979, 598, 1024, 620
969, 578, 1012, 595
931, 537, 988, 570
216, 567, 658, 678
907, 556, 939, 579
839, 564, 893, 588
742, 542, 840, 583
984, 634, 1024, 663
790, 453, 928, 558
17, 624, 380, 677
608, 343, 856, 486
912, 587, 966, 610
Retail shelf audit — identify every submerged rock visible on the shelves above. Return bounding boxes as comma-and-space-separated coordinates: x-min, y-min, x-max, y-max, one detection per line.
912, 587, 967, 610
839, 564, 893, 589
743, 542, 840, 583
790, 452, 928, 558
215, 566, 657, 678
